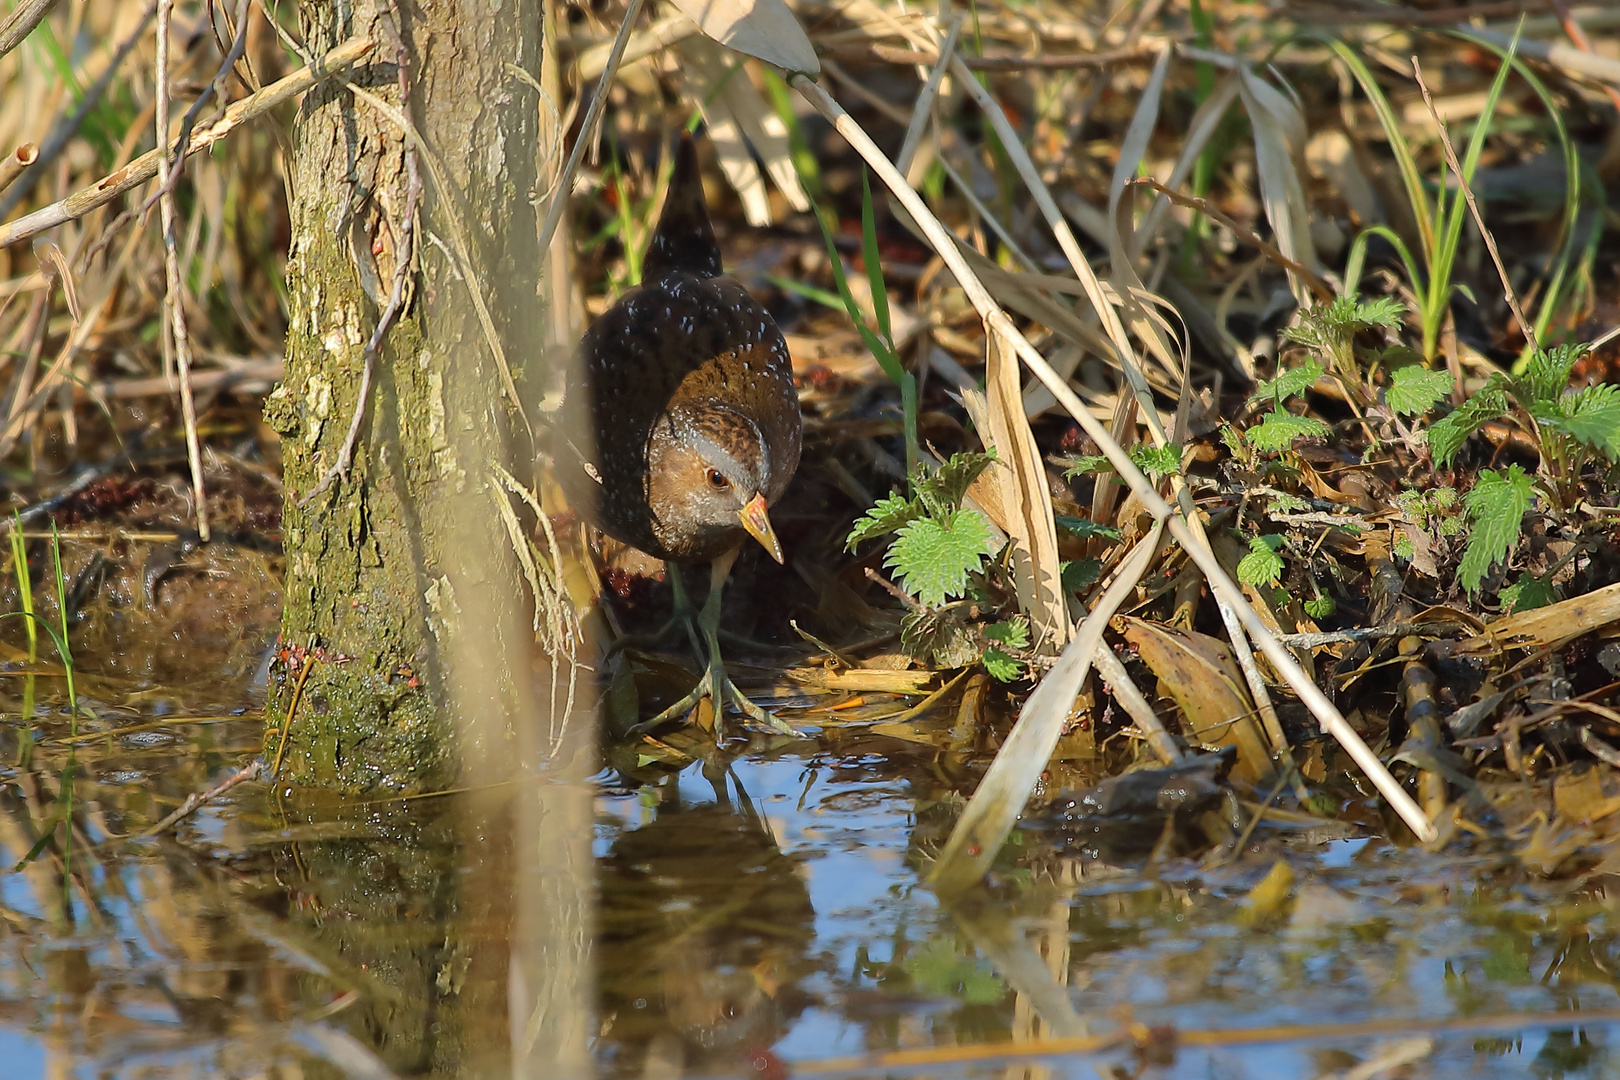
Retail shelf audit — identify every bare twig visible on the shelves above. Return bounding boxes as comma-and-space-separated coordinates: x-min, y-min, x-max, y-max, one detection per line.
536, 0, 648, 258
828, 42, 1159, 70
156, 0, 210, 542
1128, 178, 1335, 302
0, 0, 57, 64
1413, 58, 1536, 352
1286, 1, 1555, 25
137, 759, 263, 839
302, 5, 421, 506
0, 35, 375, 250
137, 0, 252, 223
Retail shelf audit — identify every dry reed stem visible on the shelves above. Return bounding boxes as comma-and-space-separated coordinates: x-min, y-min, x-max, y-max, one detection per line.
0, 35, 375, 250
0, 0, 56, 63
930, 522, 1167, 894
537, 0, 648, 261
0, 0, 159, 222
788, 73, 1437, 846
894, 15, 960, 177
155, 0, 210, 542
0, 142, 36, 196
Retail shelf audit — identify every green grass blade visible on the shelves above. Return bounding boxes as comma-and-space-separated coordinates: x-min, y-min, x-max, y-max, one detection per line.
50, 523, 76, 726
1323, 36, 1435, 256
860, 169, 893, 348
9, 514, 35, 662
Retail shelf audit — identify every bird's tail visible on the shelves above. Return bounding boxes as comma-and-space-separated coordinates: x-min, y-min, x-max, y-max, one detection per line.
642, 131, 723, 280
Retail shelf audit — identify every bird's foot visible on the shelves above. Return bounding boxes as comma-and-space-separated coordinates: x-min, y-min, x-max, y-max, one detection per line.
626, 621, 797, 740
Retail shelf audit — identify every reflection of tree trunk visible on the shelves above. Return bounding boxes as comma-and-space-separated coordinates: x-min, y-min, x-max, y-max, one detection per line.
264, 0, 542, 792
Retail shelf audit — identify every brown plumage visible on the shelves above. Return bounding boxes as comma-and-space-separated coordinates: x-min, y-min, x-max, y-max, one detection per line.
561, 133, 802, 567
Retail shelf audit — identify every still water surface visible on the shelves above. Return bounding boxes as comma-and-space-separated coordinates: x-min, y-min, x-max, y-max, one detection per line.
3, 701, 1620, 1078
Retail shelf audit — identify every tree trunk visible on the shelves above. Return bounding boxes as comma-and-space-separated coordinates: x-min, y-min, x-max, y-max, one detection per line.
264, 0, 543, 791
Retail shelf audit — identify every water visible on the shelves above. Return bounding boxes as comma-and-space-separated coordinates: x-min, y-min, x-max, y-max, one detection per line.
6, 679, 1620, 1080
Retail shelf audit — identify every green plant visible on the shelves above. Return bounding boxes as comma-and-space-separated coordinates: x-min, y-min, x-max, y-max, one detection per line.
1329, 32, 1576, 365
847, 451, 1021, 678
1060, 442, 1182, 483
1430, 343, 1620, 508
1455, 465, 1534, 594
7, 525, 79, 880
810, 170, 919, 475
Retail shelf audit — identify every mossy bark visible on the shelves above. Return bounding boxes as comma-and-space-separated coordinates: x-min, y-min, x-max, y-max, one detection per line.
264, 0, 543, 792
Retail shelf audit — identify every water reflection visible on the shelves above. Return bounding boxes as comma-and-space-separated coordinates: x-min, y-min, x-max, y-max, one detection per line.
597, 767, 815, 1077
8, 705, 1620, 1077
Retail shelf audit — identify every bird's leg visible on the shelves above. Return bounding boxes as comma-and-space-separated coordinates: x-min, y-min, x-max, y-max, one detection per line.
604, 561, 700, 657
627, 547, 797, 739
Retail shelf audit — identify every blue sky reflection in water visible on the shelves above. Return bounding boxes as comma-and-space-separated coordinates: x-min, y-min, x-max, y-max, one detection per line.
4, 718, 1620, 1078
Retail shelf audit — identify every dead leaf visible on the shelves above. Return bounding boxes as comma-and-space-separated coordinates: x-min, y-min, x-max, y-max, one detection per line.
1116, 616, 1272, 783
667, 0, 819, 75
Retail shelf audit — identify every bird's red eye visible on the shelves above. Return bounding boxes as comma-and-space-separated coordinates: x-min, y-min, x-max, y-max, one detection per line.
706, 468, 729, 489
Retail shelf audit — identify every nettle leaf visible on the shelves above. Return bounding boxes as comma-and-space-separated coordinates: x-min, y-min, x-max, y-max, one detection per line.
1303, 594, 1337, 620
982, 618, 1030, 649
1428, 376, 1511, 468
1519, 343, 1588, 406
1247, 411, 1331, 453
900, 607, 979, 667
1237, 534, 1286, 587
884, 508, 998, 606
1500, 572, 1557, 614
1548, 383, 1620, 462
1054, 516, 1122, 542
846, 493, 924, 550
1060, 454, 1110, 478
914, 450, 996, 518
982, 647, 1022, 682
1268, 491, 1308, 513
1342, 294, 1406, 331
1458, 465, 1533, 594
1060, 558, 1101, 592
1281, 296, 1404, 354
1250, 359, 1325, 407
1133, 442, 1183, 478
1386, 365, 1453, 417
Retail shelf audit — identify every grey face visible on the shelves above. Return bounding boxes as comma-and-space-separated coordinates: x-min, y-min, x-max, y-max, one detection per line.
645, 403, 770, 545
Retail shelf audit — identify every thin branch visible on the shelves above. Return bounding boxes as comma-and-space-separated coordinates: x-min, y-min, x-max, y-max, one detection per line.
535, 0, 647, 258
135, 759, 263, 840
0, 35, 375, 249
137, 0, 253, 223
1128, 177, 1335, 303
302, 5, 421, 506
0, 0, 57, 64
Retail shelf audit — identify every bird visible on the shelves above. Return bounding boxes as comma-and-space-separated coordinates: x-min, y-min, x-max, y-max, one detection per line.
559, 131, 802, 735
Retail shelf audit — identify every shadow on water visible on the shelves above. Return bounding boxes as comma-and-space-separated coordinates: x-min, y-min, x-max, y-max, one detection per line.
9, 624, 1620, 1078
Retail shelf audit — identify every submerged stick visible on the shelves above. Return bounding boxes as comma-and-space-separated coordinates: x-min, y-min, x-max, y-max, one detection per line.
789, 73, 1437, 855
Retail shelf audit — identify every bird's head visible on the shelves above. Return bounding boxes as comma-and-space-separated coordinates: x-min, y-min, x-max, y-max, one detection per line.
647, 402, 783, 562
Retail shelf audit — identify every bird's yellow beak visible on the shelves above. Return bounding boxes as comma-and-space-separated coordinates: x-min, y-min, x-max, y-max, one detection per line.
738, 493, 784, 564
